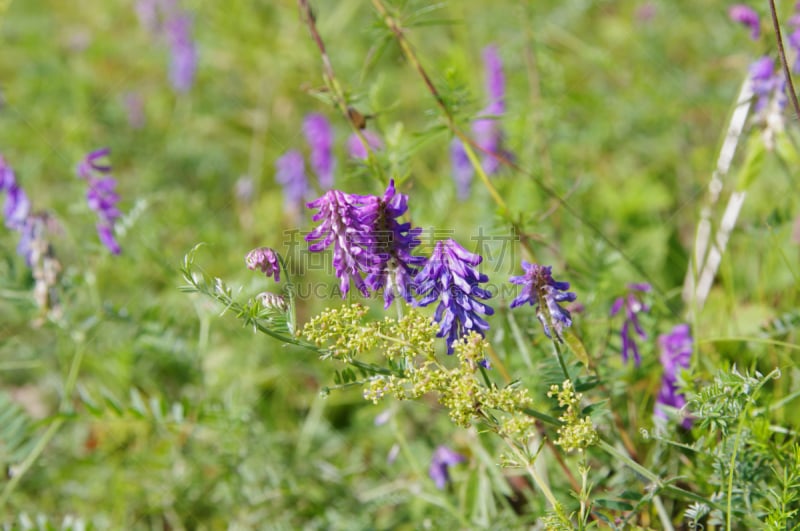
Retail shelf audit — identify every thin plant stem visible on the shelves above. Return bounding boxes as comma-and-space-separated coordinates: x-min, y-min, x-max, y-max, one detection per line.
768, 0, 800, 124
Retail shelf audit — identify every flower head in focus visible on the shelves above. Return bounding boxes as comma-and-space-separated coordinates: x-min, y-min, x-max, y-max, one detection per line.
429, 445, 466, 490
363, 180, 425, 308
610, 283, 652, 366
415, 239, 494, 353
509, 262, 576, 340
246, 247, 281, 282
654, 324, 693, 428
76, 148, 122, 255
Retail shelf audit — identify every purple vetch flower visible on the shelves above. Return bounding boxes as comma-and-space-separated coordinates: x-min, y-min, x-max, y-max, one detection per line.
275, 150, 310, 212
303, 114, 335, 189
509, 262, 576, 340
450, 139, 473, 201
415, 239, 494, 353
729, 4, 760, 40
165, 13, 196, 93
610, 283, 652, 367
654, 324, 693, 428
450, 45, 513, 195
246, 247, 281, 282
305, 189, 379, 296
364, 180, 425, 308
76, 148, 122, 255
429, 445, 466, 490
0, 156, 34, 262
749, 56, 787, 113
347, 130, 383, 160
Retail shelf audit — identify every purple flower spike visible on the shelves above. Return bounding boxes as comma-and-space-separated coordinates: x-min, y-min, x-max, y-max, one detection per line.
76, 149, 122, 255
749, 56, 787, 113
305, 189, 379, 296
415, 239, 494, 353
165, 13, 196, 93
429, 445, 466, 490
364, 180, 425, 308
483, 45, 505, 114
450, 139, 473, 200
654, 324, 693, 428
729, 5, 760, 40
509, 262, 576, 340
303, 114, 335, 189
275, 150, 310, 212
3, 183, 30, 231
246, 247, 281, 282
347, 130, 383, 160
610, 283, 651, 367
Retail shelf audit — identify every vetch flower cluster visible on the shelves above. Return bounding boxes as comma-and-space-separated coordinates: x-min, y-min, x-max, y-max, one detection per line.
509, 262, 576, 340
137, 0, 196, 93
275, 150, 310, 214
654, 324, 693, 428
76, 148, 122, 255
610, 283, 651, 366
303, 114, 335, 189
450, 45, 514, 199
306, 180, 423, 307
246, 247, 281, 282
415, 239, 494, 353
0, 156, 37, 264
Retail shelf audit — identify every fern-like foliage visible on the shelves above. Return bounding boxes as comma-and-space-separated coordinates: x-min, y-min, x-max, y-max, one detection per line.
0, 391, 36, 476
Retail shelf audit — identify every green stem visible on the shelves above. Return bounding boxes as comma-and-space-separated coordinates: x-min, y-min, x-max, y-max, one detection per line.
504, 437, 570, 526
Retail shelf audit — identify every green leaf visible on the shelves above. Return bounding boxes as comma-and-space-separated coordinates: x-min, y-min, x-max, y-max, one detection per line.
735, 134, 766, 191
564, 330, 591, 368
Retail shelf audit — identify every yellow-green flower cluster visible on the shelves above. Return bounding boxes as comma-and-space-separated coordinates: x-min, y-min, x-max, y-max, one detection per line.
364, 332, 535, 437
548, 379, 598, 453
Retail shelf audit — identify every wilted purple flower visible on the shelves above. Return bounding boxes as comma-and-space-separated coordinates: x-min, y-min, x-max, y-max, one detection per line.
305, 189, 378, 296
610, 283, 651, 367
654, 324, 693, 428
275, 150, 310, 212
415, 239, 494, 353
76, 148, 122, 255
364, 180, 425, 308
246, 247, 281, 282
729, 4, 760, 40
750, 56, 787, 113
303, 114, 335, 189
450, 139, 473, 200
509, 262, 576, 340
429, 445, 466, 490
347, 130, 383, 160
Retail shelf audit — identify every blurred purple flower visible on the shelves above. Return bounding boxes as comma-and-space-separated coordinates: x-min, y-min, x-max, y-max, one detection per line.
124, 92, 145, 129
654, 324, 693, 428
275, 150, 310, 212
0, 156, 34, 263
165, 13, 196, 93
729, 4, 760, 40
303, 114, 335, 189
749, 56, 786, 113
509, 262, 576, 340
610, 283, 651, 366
415, 239, 494, 353
305, 189, 378, 296
347, 130, 383, 160
76, 148, 122, 255
451, 45, 513, 198
450, 139, 473, 200
429, 446, 466, 489
246, 247, 281, 282
363, 180, 425, 308
136, 0, 160, 31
